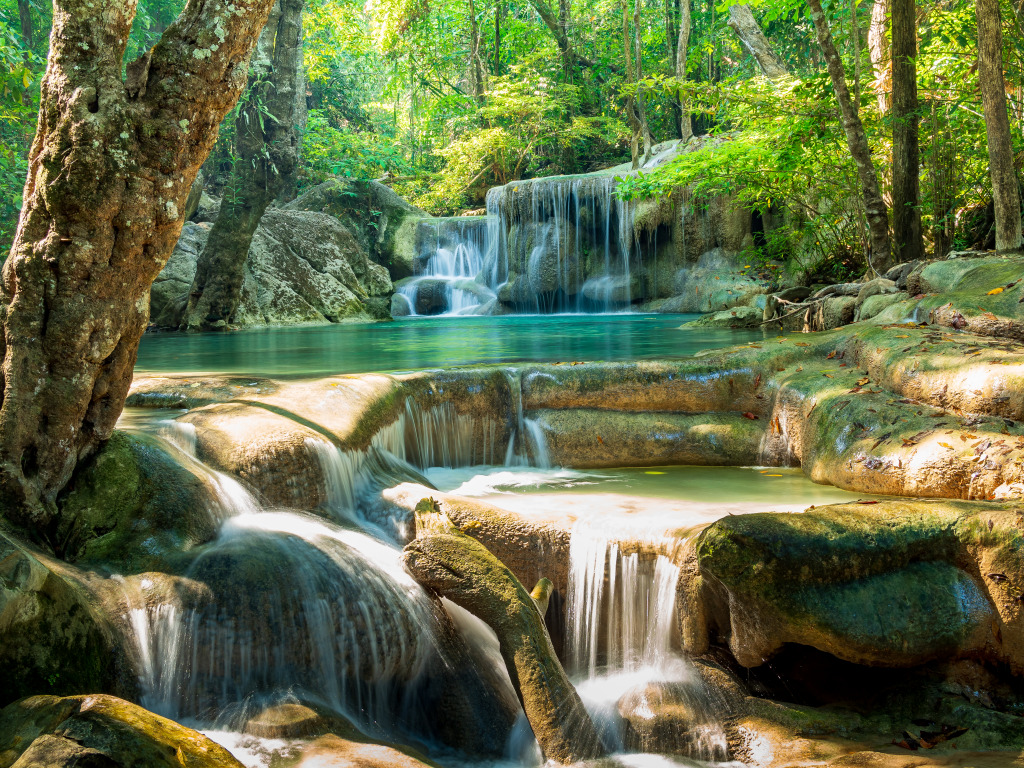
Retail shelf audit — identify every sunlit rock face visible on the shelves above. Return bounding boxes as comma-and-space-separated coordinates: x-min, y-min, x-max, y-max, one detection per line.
150, 209, 392, 329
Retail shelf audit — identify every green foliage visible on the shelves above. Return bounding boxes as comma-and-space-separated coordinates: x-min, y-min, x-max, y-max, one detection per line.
302, 108, 412, 183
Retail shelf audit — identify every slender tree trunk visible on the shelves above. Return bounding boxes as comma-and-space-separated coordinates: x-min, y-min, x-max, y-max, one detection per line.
807, 0, 893, 272
17, 0, 32, 49
494, 0, 503, 75
727, 2, 788, 79
929, 98, 955, 258
851, 0, 862, 112
468, 0, 487, 98
868, 0, 891, 113
677, 0, 692, 140
891, 0, 922, 262
977, 0, 1023, 252
0, 0, 278, 537
527, 0, 603, 74
623, 0, 641, 168
182, 0, 304, 331
634, 0, 653, 163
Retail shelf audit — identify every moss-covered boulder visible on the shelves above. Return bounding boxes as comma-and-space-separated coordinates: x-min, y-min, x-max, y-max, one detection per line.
56, 431, 220, 572
0, 533, 125, 708
684, 500, 1024, 673
0, 695, 243, 767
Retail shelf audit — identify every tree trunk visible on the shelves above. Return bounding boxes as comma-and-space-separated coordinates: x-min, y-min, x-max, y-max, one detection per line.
634, 0, 653, 163
467, 0, 487, 98
728, 2, 788, 79
891, 0, 922, 262
850, 0, 862, 112
623, 0, 641, 168
182, 0, 304, 331
977, 0, 1023, 252
17, 0, 32, 49
527, 0, 603, 74
806, 0, 893, 272
494, 0, 503, 75
677, 0, 692, 140
929, 99, 955, 259
0, 0, 278, 537
868, 0, 891, 113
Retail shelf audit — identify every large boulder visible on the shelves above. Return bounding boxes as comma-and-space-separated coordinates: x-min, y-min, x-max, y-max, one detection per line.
683, 500, 1024, 673
0, 695, 243, 767
286, 179, 427, 280
151, 209, 392, 329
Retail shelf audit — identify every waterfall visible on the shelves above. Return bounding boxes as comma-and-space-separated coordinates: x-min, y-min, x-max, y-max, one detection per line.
402, 175, 644, 316
564, 521, 729, 761
113, 423, 517, 751
501, 369, 551, 468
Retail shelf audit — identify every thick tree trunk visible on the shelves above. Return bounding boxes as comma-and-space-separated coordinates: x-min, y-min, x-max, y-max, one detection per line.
868, 0, 890, 113
929, 99, 955, 259
182, 0, 304, 331
891, 0, 922, 262
728, 2, 788, 79
623, 0, 641, 168
976, 0, 1023, 252
677, 0, 692, 140
17, 0, 32, 48
0, 0, 277, 537
807, 0, 893, 272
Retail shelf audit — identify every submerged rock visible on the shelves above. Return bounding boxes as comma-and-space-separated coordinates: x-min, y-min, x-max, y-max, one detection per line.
0, 694, 243, 767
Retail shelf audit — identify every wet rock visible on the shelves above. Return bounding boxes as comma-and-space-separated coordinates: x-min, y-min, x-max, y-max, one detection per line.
391, 292, 413, 317
291, 734, 435, 768
857, 292, 904, 321
394, 277, 449, 315
56, 431, 220, 571
856, 278, 897, 305
535, 409, 763, 468
581, 274, 639, 305
0, 535, 124, 708
402, 503, 605, 764
243, 703, 348, 739
0, 694, 243, 767
683, 305, 762, 328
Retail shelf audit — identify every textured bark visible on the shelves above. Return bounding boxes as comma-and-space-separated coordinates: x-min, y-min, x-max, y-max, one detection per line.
891, 0, 922, 262
868, 0, 890, 113
494, 0, 503, 74
402, 505, 605, 765
182, 0, 304, 330
807, 0, 893, 272
976, 0, 1023, 252
623, 0, 641, 168
728, 2, 788, 79
929, 100, 956, 259
677, 0, 692, 140
0, 0, 278, 536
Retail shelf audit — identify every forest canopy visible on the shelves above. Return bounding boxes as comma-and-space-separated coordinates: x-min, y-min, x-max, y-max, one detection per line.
1, 0, 1021, 280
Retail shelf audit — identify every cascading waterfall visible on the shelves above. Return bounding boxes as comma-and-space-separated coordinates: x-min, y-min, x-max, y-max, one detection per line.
565, 521, 729, 761
113, 420, 517, 751
402, 175, 645, 316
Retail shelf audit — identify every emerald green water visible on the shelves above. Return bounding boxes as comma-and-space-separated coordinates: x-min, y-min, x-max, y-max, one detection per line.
136, 314, 763, 376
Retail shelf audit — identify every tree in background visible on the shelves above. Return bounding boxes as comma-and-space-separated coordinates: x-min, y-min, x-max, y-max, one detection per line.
976, 0, 1022, 252
0, 0, 277, 539
891, 0, 922, 262
182, 0, 304, 331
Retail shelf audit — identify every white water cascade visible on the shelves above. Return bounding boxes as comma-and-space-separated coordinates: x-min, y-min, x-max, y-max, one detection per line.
565, 522, 729, 761
398, 175, 653, 316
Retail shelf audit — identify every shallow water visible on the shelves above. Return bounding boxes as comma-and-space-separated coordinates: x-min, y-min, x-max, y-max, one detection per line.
136, 314, 763, 376
425, 465, 880, 535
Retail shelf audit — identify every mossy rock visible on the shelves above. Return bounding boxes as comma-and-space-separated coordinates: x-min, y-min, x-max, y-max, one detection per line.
0, 694, 243, 767
56, 430, 220, 572
689, 500, 1024, 672
0, 533, 124, 707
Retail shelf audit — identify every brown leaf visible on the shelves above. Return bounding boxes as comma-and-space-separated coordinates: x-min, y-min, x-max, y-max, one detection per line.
742, 412, 759, 420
